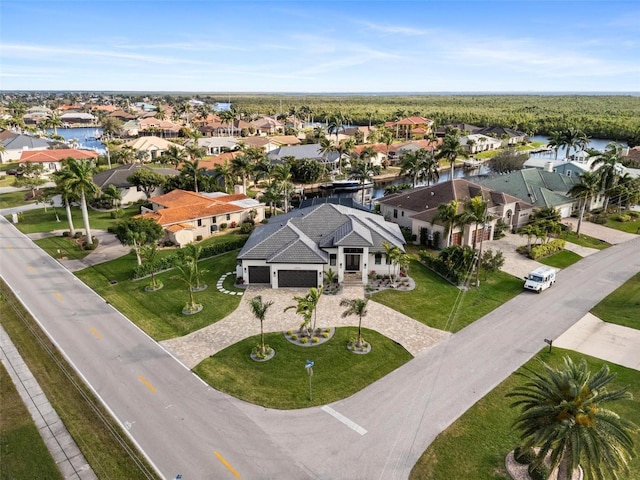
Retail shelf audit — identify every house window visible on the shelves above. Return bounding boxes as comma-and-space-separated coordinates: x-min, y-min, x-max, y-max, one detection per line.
212, 217, 216, 224
401, 211, 404, 217
226, 214, 231, 221
393, 209, 398, 218
197, 219, 202, 227
374, 253, 382, 265
566, 170, 572, 177
330, 254, 337, 266
385, 255, 392, 265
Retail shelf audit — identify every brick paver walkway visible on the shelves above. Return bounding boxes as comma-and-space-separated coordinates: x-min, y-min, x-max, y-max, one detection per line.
160, 285, 450, 369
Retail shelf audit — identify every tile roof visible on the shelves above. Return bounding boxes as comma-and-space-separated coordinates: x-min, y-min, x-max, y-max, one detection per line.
124, 136, 184, 151
19, 149, 98, 163
268, 143, 339, 162
2, 134, 52, 150
238, 203, 404, 264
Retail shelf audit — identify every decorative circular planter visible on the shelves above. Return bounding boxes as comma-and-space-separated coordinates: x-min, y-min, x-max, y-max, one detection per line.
144, 282, 164, 292
347, 342, 372, 355
190, 284, 208, 292
250, 348, 276, 362
182, 304, 203, 315
283, 327, 335, 347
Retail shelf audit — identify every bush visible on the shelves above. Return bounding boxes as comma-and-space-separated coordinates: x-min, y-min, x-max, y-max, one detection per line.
62, 231, 70, 237
311, 337, 319, 343
163, 240, 174, 247
493, 219, 509, 239
513, 446, 536, 465
529, 239, 565, 260
322, 332, 329, 338
220, 223, 228, 231
615, 214, 631, 222
300, 337, 308, 344
628, 211, 640, 219
196, 235, 203, 241
291, 334, 298, 340
592, 215, 608, 225
239, 222, 255, 234
83, 237, 99, 250
400, 226, 413, 242
528, 462, 550, 480
74, 232, 82, 239
432, 230, 441, 249
230, 221, 237, 228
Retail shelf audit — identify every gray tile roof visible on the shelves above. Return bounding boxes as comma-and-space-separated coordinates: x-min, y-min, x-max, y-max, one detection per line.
2, 134, 52, 150
267, 143, 339, 163
238, 203, 404, 264
92, 163, 179, 189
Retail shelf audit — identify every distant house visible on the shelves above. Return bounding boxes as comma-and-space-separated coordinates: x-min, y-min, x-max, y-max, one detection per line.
237, 203, 405, 288
60, 112, 97, 126
435, 123, 482, 137
474, 168, 604, 218
1, 133, 53, 163
267, 143, 341, 170
123, 136, 185, 162
523, 157, 595, 179
474, 126, 527, 145
459, 134, 502, 154
385, 116, 434, 139
92, 164, 179, 205
141, 189, 265, 247
251, 116, 284, 135
18, 149, 99, 172
378, 179, 533, 247
387, 139, 441, 165
108, 109, 136, 122
190, 136, 239, 156
138, 118, 181, 138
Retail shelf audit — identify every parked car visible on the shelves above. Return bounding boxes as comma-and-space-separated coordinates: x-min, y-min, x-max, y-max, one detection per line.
6, 168, 18, 175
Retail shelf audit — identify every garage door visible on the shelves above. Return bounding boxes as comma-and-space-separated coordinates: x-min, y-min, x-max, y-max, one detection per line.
278, 270, 317, 288
248, 266, 270, 284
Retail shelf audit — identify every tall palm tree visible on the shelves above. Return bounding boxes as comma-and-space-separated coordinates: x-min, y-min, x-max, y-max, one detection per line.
319, 137, 337, 173
52, 169, 78, 236
349, 160, 376, 205
181, 159, 206, 193
249, 295, 274, 357
230, 154, 253, 195
434, 200, 460, 247
568, 171, 601, 237
591, 142, 622, 212
272, 163, 294, 212
436, 134, 468, 182
213, 161, 236, 193
464, 196, 488, 250
508, 356, 635, 480
63, 158, 100, 245
559, 127, 589, 160
339, 298, 369, 349
162, 144, 188, 168
399, 148, 439, 188
547, 130, 563, 160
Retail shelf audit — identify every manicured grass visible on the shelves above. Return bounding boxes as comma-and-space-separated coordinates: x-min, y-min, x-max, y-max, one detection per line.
0, 190, 34, 209
193, 328, 413, 409
538, 249, 582, 269
75, 250, 243, 340
0, 280, 160, 480
558, 230, 610, 250
8, 204, 139, 234
34, 235, 93, 260
370, 259, 523, 332
0, 174, 16, 187
409, 348, 640, 480
591, 272, 640, 330
0, 362, 63, 480
604, 211, 640, 234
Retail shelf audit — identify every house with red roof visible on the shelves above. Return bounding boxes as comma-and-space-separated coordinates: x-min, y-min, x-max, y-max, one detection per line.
19, 149, 99, 172
141, 189, 266, 247
385, 116, 434, 140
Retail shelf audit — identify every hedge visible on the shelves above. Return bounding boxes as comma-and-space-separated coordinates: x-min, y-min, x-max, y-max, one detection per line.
131, 236, 247, 279
529, 239, 565, 260
418, 250, 466, 285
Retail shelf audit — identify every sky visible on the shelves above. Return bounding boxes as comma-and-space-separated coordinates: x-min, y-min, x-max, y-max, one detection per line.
1, 0, 639, 93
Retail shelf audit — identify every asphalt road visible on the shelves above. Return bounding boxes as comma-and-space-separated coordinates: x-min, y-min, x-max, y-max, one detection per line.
1, 214, 639, 480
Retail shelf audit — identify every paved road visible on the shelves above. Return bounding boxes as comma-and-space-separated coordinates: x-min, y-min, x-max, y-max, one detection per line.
1, 214, 639, 480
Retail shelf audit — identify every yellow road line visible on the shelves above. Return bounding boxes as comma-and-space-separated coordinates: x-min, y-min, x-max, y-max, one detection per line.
54, 292, 64, 302
138, 375, 157, 393
27, 265, 35, 273
89, 327, 102, 340
214, 451, 241, 478
6, 245, 13, 250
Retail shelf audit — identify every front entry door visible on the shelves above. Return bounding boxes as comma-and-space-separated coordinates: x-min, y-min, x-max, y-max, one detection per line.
345, 254, 360, 271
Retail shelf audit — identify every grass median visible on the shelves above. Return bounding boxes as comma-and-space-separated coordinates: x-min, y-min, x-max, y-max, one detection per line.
0, 280, 160, 480
370, 259, 523, 332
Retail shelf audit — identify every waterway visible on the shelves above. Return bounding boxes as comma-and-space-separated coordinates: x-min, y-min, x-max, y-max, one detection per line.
46, 127, 105, 154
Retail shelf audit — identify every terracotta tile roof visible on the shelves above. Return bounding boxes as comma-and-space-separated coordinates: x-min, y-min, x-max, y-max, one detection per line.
395, 116, 434, 126
353, 143, 388, 155
19, 149, 98, 163
625, 146, 640, 161
166, 223, 196, 233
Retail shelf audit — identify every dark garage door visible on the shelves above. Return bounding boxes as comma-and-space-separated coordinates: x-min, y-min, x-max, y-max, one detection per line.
248, 266, 270, 284
278, 270, 317, 288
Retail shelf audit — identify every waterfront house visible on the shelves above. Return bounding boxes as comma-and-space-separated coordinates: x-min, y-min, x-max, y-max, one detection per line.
123, 136, 185, 161
1, 132, 53, 163
18, 148, 99, 172
237, 203, 405, 288
92, 164, 179, 205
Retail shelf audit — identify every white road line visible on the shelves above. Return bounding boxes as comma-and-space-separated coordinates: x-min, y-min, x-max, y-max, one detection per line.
320, 406, 367, 435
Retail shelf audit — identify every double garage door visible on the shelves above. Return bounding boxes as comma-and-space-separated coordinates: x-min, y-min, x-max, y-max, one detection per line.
248, 267, 317, 288
278, 270, 317, 288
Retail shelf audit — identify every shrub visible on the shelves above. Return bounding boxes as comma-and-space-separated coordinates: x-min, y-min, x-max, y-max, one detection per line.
529, 239, 565, 260
286, 330, 293, 336
322, 332, 329, 338
400, 226, 413, 242
300, 337, 308, 344
615, 214, 631, 222
513, 446, 536, 465
74, 231, 82, 239
628, 211, 640, 219
432, 230, 441, 249
230, 221, 237, 228
62, 231, 70, 237
527, 462, 550, 480
83, 237, 99, 250
163, 240, 174, 247
592, 215, 608, 225
311, 337, 319, 343
239, 222, 255, 234
220, 223, 228, 231
291, 334, 298, 340
196, 235, 203, 241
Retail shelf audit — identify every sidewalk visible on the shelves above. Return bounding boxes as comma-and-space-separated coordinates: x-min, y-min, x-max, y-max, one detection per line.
0, 323, 97, 480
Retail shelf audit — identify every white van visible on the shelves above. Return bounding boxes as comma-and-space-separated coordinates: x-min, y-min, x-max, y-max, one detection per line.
523, 267, 557, 293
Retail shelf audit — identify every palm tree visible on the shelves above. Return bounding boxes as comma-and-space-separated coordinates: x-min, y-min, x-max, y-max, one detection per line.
436, 134, 468, 182
319, 137, 337, 173
102, 184, 122, 209
284, 292, 314, 336
464, 196, 489, 250
272, 163, 294, 212
568, 171, 600, 237
339, 298, 369, 349
434, 200, 460, 247
230, 154, 253, 195
162, 144, 187, 168
249, 295, 274, 357
591, 142, 622, 212
382, 241, 403, 287
349, 160, 376, 205
184, 243, 207, 291
52, 169, 77, 236
305, 287, 323, 332
547, 130, 563, 160
141, 244, 162, 291
63, 158, 100, 245
171, 260, 201, 314
181, 159, 206, 193
559, 127, 589, 160
508, 356, 635, 480
213, 161, 235, 193
399, 148, 439, 188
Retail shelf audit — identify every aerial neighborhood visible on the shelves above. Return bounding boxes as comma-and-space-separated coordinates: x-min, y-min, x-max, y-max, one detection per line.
1, 91, 640, 480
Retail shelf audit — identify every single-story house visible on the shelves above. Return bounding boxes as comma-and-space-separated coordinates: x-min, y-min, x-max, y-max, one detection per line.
60, 112, 97, 126
475, 168, 604, 218
92, 164, 179, 205
378, 179, 534, 247
251, 116, 284, 135
387, 139, 441, 165
108, 109, 136, 122
19, 148, 99, 172
435, 123, 482, 137
123, 136, 185, 161
267, 143, 341, 170
459, 134, 502, 154
237, 203, 405, 288
474, 126, 527, 145
1, 133, 53, 163
142, 189, 265, 247
191, 136, 239, 156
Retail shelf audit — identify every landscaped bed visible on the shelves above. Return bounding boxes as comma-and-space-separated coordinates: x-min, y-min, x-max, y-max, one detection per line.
193, 327, 412, 409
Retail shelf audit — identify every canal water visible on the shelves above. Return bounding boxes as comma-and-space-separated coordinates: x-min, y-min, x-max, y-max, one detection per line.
46, 127, 105, 153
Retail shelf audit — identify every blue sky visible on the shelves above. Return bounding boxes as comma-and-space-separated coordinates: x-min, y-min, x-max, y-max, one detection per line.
1, 1, 639, 92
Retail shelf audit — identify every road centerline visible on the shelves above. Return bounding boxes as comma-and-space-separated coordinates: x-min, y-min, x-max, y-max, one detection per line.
321, 405, 368, 435
214, 451, 241, 478
54, 291, 64, 302
138, 375, 157, 393
89, 327, 102, 340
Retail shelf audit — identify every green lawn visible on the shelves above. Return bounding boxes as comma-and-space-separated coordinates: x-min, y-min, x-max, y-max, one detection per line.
34, 235, 93, 260
8, 204, 139, 234
0, 174, 16, 188
538, 249, 582, 269
558, 230, 610, 250
591, 272, 640, 330
0, 362, 63, 480
75, 250, 244, 340
410, 349, 640, 480
193, 327, 413, 409
0, 190, 35, 210
604, 211, 640, 234
370, 259, 523, 332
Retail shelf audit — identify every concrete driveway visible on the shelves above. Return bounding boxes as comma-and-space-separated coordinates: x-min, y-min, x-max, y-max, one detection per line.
488, 232, 545, 279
